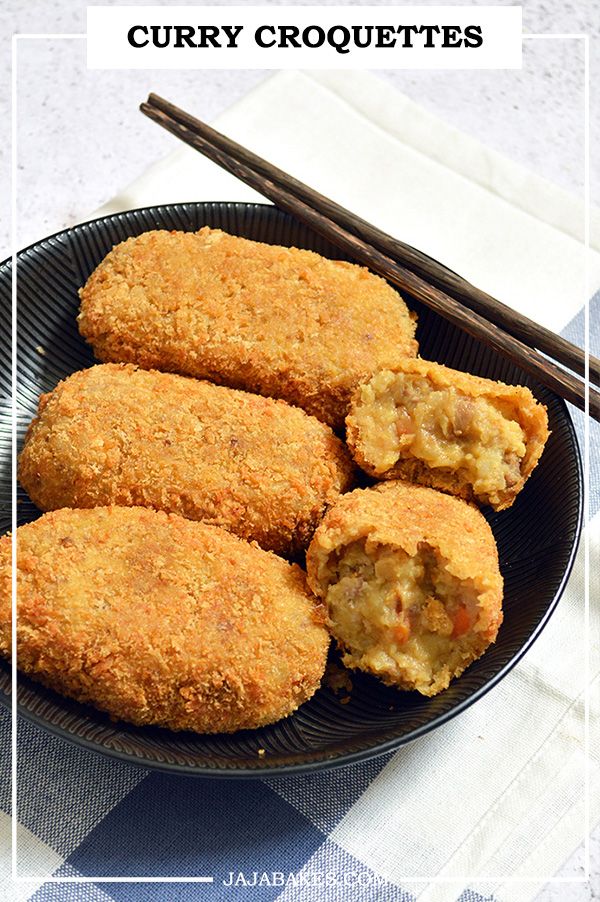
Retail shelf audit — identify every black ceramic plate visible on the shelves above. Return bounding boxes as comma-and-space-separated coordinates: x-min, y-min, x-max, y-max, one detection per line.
0, 202, 582, 777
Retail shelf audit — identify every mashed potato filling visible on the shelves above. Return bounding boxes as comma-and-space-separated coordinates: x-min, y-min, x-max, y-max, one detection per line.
354, 372, 526, 498
324, 539, 484, 694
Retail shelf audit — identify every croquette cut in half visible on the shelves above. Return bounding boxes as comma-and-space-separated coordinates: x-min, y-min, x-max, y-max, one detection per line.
346, 359, 549, 510
0, 507, 330, 733
306, 482, 503, 696
77, 228, 418, 429
18, 364, 355, 556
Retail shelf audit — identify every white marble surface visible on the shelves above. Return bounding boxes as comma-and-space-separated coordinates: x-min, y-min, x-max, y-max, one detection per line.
1, 0, 599, 898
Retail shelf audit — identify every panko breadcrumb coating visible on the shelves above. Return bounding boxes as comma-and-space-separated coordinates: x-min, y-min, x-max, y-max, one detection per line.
346, 359, 549, 510
77, 228, 418, 429
306, 482, 503, 696
18, 364, 355, 556
0, 507, 330, 733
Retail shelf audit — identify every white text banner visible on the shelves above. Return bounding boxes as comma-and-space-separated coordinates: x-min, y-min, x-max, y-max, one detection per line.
87, 6, 522, 70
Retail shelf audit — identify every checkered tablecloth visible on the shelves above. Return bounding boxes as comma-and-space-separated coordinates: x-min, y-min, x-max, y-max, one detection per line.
2, 71, 599, 902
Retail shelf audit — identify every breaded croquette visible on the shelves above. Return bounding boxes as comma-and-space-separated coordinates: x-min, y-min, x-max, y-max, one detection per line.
346, 359, 549, 510
0, 507, 330, 733
18, 364, 355, 556
306, 482, 503, 696
77, 228, 418, 429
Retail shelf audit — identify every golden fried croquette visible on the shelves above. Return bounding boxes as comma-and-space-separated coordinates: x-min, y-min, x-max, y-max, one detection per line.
77, 228, 418, 429
306, 482, 503, 696
0, 507, 330, 733
18, 364, 354, 556
346, 359, 549, 510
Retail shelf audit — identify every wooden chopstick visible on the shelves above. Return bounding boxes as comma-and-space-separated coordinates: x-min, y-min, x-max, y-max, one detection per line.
146, 92, 599, 389
140, 96, 600, 421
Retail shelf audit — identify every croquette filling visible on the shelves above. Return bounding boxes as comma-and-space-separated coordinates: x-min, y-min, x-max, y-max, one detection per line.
324, 540, 484, 694
354, 372, 526, 501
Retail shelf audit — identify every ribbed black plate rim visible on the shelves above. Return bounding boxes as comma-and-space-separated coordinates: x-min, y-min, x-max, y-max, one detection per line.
0, 201, 583, 778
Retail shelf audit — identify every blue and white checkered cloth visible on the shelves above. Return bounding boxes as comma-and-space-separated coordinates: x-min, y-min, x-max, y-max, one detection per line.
2, 71, 599, 901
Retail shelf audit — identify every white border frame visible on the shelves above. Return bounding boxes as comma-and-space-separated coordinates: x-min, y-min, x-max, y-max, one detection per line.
9, 30, 591, 888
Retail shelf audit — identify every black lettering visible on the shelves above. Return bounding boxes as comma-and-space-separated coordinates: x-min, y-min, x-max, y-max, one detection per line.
278, 26, 301, 48
222, 25, 243, 48
198, 26, 221, 49
150, 25, 172, 49
464, 25, 483, 48
302, 25, 325, 48
255, 25, 276, 48
327, 26, 351, 54
442, 26, 463, 48
375, 26, 396, 48
173, 26, 196, 49
417, 25, 441, 48
396, 25, 419, 48
127, 25, 149, 48
351, 25, 373, 49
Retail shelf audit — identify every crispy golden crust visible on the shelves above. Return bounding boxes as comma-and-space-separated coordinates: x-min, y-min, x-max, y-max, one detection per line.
306, 482, 503, 694
346, 358, 550, 510
0, 507, 330, 733
77, 228, 418, 429
18, 364, 355, 556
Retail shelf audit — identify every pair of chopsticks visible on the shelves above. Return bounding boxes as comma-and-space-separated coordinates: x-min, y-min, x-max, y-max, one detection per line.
140, 93, 600, 422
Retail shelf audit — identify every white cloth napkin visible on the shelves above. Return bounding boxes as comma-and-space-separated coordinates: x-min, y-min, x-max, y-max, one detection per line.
94, 70, 600, 899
